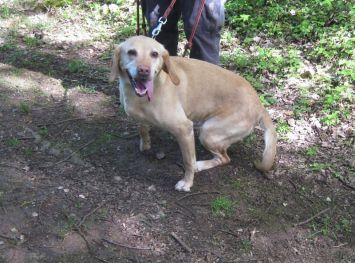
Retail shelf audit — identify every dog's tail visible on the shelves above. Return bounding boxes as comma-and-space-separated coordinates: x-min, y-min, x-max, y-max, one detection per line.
254, 110, 277, 172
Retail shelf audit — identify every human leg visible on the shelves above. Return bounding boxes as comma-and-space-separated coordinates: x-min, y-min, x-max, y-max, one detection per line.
181, 0, 225, 64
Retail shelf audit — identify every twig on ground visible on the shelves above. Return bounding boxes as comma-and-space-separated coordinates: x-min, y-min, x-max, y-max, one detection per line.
336, 177, 355, 191
0, 163, 24, 172
77, 199, 111, 228
177, 191, 220, 202
54, 117, 85, 126
173, 209, 195, 220
293, 207, 331, 227
174, 202, 196, 219
0, 233, 17, 242
287, 179, 314, 204
102, 238, 151, 250
41, 138, 95, 168
115, 132, 139, 139
170, 232, 192, 253
219, 229, 239, 238
37, 117, 85, 127
75, 228, 92, 253
94, 256, 111, 263
75, 228, 107, 263
174, 161, 185, 171
333, 242, 348, 248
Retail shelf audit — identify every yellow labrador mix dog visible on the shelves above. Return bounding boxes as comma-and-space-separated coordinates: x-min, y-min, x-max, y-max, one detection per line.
110, 36, 277, 192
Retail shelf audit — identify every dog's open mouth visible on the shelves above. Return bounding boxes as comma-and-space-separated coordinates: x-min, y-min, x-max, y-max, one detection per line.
126, 69, 153, 101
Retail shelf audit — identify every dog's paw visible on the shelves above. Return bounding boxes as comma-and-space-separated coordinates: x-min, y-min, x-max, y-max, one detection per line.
175, 180, 192, 192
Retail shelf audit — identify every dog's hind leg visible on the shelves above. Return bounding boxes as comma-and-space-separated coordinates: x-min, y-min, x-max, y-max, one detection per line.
197, 115, 253, 172
139, 123, 151, 151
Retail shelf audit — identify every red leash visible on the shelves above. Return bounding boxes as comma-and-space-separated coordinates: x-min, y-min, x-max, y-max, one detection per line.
162, 0, 178, 19
183, 0, 206, 57
136, 0, 147, 36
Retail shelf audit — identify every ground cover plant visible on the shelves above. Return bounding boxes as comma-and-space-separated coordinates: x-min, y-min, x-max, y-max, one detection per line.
0, 0, 354, 262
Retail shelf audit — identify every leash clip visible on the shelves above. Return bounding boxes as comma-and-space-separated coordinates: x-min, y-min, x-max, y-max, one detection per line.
151, 17, 167, 39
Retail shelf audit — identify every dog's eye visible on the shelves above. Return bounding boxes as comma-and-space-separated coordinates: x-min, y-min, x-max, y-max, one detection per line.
151, 51, 159, 58
128, 49, 137, 56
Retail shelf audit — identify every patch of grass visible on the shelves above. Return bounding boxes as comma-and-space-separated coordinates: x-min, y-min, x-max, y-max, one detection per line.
276, 120, 291, 137
57, 213, 78, 238
0, 6, 13, 18
211, 196, 234, 216
10, 67, 23, 76
293, 97, 311, 117
320, 111, 340, 126
0, 43, 18, 52
100, 132, 115, 144
309, 215, 352, 238
322, 85, 352, 112
309, 162, 331, 172
259, 93, 277, 106
23, 36, 41, 47
6, 137, 20, 147
43, 0, 74, 8
240, 239, 253, 252
67, 59, 88, 74
305, 146, 318, 157
23, 147, 33, 157
230, 179, 242, 190
335, 217, 352, 235
19, 102, 30, 114
243, 133, 256, 146
39, 127, 49, 137
78, 85, 96, 94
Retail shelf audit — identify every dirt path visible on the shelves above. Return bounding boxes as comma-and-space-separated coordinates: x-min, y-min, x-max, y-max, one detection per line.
0, 2, 354, 263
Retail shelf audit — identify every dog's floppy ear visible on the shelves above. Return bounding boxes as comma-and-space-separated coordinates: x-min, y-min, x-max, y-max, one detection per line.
109, 45, 121, 83
162, 50, 180, 86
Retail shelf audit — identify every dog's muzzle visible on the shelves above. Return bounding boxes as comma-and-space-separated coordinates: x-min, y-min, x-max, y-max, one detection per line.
125, 69, 154, 101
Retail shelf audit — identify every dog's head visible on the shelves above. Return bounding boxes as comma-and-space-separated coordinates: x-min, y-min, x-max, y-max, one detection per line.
109, 36, 180, 99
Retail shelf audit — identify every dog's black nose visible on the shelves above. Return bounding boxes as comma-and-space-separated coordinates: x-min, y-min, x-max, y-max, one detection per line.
137, 65, 150, 77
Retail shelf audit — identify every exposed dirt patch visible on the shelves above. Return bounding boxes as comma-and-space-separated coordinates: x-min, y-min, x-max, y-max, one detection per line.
0, 2, 354, 263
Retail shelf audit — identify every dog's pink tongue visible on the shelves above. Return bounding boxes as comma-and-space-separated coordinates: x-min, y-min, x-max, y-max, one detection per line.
145, 80, 154, 101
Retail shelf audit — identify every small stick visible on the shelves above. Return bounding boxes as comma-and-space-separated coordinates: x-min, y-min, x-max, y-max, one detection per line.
102, 238, 151, 250
0, 163, 24, 172
77, 199, 110, 228
337, 177, 355, 191
0, 233, 17, 241
170, 232, 192, 253
219, 229, 238, 238
174, 202, 196, 219
177, 191, 220, 202
287, 179, 314, 204
42, 138, 95, 168
293, 207, 331, 227
94, 256, 111, 263
54, 117, 85, 126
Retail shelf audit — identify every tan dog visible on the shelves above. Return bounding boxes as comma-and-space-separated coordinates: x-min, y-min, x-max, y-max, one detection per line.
110, 36, 277, 192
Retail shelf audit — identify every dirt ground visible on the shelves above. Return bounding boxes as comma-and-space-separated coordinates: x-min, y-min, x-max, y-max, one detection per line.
0, 2, 354, 263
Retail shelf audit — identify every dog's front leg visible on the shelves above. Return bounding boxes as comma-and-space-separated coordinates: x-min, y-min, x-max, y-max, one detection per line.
139, 123, 151, 152
170, 120, 197, 192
